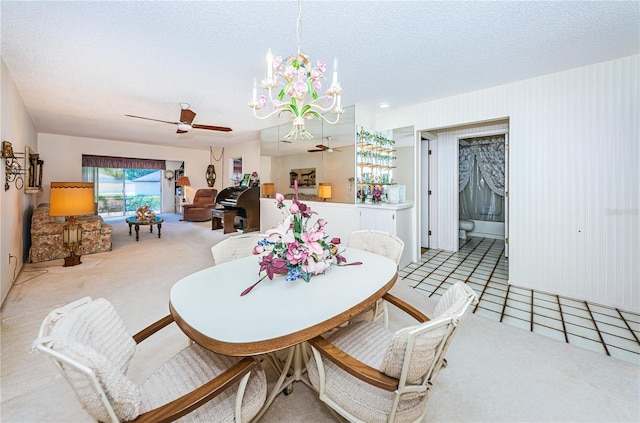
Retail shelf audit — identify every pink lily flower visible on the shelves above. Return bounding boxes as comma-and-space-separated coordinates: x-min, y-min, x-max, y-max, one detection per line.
302, 256, 328, 275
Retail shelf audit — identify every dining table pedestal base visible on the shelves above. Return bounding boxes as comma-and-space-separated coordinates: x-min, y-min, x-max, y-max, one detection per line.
255, 343, 314, 422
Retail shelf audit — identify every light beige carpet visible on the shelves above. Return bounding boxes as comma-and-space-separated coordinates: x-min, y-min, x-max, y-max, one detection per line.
1, 214, 638, 422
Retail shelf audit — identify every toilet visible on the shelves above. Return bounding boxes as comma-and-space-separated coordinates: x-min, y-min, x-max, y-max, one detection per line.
459, 220, 475, 239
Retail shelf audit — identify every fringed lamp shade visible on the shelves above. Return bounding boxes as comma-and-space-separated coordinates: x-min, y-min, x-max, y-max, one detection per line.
176, 176, 190, 201
49, 182, 95, 267
176, 176, 191, 187
49, 182, 95, 216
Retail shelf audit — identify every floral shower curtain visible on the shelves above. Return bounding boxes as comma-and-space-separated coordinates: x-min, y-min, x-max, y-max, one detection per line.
459, 136, 505, 222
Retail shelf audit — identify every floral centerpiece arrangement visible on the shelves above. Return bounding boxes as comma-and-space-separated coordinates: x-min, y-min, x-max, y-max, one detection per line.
135, 204, 155, 223
241, 182, 360, 296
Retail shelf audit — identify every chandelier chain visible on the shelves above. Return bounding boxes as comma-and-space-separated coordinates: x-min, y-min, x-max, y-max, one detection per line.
249, 0, 343, 140
296, 0, 302, 55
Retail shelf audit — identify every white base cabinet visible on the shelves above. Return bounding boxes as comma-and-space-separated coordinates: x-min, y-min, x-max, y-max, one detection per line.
356, 202, 414, 268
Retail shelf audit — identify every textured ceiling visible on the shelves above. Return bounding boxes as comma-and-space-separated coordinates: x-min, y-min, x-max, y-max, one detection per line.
1, 1, 639, 150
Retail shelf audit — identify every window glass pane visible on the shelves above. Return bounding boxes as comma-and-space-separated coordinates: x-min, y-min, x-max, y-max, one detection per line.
82, 167, 161, 217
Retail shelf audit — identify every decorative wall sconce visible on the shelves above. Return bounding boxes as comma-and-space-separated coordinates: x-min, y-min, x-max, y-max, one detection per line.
25, 146, 44, 193
2, 141, 24, 191
205, 164, 217, 187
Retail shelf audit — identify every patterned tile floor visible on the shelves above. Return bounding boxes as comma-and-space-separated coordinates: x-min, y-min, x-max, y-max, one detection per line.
399, 237, 640, 364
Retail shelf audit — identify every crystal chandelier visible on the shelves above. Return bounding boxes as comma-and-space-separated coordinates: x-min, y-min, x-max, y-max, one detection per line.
248, 0, 343, 140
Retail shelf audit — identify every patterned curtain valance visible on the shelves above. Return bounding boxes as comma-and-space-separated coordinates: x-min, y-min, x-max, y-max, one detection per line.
82, 155, 166, 170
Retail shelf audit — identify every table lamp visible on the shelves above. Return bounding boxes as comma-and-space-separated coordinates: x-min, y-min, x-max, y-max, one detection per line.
176, 176, 190, 202
49, 182, 95, 267
262, 182, 275, 198
318, 182, 332, 201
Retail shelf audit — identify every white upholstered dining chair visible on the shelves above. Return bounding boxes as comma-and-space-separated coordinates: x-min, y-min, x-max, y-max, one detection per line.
347, 229, 405, 328
211, 233, 266, 265
33, 297, 267, 423
307, 281, 478, 423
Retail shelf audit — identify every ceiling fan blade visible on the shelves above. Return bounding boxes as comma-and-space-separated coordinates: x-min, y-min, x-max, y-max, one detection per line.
307, 149, 323, 152
125, 114, 178, 125
176, 129, 189, 134
180, 108, 196, 125
192, 124, 233, 132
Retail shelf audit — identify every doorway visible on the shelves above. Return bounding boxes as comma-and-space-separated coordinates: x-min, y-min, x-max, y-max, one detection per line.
419, 120, 509, 255
458, 133, 508, 256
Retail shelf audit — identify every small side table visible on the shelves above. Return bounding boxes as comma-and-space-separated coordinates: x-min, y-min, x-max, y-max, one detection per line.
126, 217, 164, 241
211, 208, 237, 234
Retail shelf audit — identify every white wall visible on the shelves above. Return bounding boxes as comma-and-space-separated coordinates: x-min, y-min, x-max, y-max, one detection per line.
36, 135, 258, 206
1, 58, 38, 305
394, 146, 414, 201
378, 55, 639, 312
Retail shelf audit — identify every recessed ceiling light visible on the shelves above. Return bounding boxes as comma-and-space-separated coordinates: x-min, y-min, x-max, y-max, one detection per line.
378, 102, 391, 109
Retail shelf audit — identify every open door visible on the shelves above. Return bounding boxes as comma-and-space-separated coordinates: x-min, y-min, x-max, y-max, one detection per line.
504, 133, 509, 258
420, 138, 430, 249
420, 133, 437, 250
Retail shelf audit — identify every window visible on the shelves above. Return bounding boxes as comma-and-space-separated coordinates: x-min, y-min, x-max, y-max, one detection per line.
83, 167, 161, 217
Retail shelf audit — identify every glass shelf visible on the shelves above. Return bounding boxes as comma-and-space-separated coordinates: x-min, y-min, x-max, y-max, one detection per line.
357, 128, 396, 202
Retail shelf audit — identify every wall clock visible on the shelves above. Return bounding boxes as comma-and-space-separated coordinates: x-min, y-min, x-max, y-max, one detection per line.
164, 169, 175, 181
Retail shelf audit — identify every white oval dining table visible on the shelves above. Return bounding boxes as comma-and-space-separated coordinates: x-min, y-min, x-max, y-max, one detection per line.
169, 248, 398, 356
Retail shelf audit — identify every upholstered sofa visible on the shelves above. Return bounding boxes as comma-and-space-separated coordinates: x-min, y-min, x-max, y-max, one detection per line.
182, 189, 217, 222
29, 203, 113, 263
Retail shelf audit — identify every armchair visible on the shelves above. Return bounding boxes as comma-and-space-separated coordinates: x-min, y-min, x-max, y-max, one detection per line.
182, 189, 217, 222
307, 282, 478, 423
33, 297, 266, 423
210, 233, 266, 265
347, 230, 405, 328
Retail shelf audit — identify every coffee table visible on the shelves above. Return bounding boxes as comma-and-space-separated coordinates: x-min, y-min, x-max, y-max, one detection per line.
126, 216, 164, 241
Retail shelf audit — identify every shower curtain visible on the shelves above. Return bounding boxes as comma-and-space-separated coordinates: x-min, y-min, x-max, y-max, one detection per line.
459, 136, 505, 222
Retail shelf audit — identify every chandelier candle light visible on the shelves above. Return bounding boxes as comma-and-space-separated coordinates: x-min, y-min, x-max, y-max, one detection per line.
248, 0, 343, 140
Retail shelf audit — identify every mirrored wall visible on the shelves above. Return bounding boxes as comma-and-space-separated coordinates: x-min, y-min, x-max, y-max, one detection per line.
259, 106, 414, 205
260, 105, 356, 203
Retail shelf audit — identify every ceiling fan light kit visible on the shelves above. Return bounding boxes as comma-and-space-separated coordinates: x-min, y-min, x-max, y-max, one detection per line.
308, 136, 340, 153
125, 102, 232, 134
248, 0, 343, 140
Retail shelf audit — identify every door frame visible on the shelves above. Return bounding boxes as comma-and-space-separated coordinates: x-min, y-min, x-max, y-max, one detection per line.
455, 129, 509, 254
